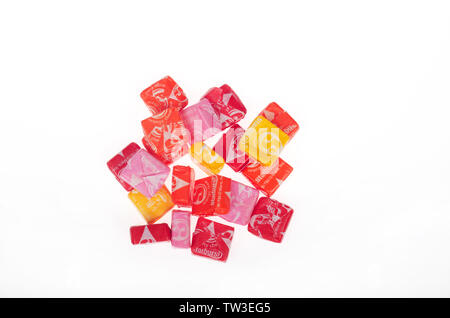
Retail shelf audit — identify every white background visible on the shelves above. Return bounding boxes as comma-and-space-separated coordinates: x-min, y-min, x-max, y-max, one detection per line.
0, 1, 449, 297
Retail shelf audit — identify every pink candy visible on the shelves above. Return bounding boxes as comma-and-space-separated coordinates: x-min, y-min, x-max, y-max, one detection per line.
180, 99, 221, 144
171, 210, 191, 248
220, 180, 259, 225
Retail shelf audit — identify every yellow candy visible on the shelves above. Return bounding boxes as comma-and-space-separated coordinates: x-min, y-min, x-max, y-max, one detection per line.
239, 116, 290, 166
190, 142, 225, 175
128, 185, 174, 223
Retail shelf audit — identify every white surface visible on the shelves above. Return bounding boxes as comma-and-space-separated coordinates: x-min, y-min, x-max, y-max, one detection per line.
0, 1, 449, 297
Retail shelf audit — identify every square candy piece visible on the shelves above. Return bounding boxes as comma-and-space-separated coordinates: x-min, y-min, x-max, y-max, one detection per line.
128, 185, 174, 223
190, 142, 225, 175
259, 102, 299, 140
213, 124, 249, 172
140, 76, 188, 115
107, 142, 141, 191
171, 165, 195, 207
130, 223, 171, 245
171, 210, 191, 248
191, 217, 234, 262
239, 115, 290, 166
248, 197, 293, 243
192, 175, 231, 216
141, 108, 190, 164
118, 149, 170, 199
201, 84, 247, 130
241, 157, 293, 197
180, 99, 222, 144
220, 180, 259, 225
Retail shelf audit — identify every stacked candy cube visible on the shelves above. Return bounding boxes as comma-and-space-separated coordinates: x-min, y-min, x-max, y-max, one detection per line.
107, 76, 299, 262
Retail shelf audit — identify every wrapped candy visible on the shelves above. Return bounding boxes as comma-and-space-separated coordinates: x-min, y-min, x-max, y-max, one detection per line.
213, 124, 249, 172
192, 175, 231, 216
171, 210, 191, 248
241, 157, 292, 197
171, 165, 195, 207
140, 76, 188, 115
107, 142, 141, 191
180, 99, 221, 144
248, 197, 293, 243
128, 185, 174, 223
130, 223, 171, 245
259, 102, 299, 139
191, 217, 234, 262
141, 108, 190, 164
118, 149, 170, 199
239, 115, 290, 166
220, 180, 259, 225
190, 142, 225, 175
201, 84, 246, 130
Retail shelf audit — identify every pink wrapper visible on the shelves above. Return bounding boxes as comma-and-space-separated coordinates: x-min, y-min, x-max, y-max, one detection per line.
220, 180, 259, 225
180, 99, 221, 144
171, 210, 191, 248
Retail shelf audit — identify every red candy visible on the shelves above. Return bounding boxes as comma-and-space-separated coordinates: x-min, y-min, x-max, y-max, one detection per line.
192, 175, 231, 216
141, 108, 190, 164
140, 76, 188, 115
130, 223, 171, 245
202, 84, 246, 130
241, 157, 293, 197
107, 142, 141, 191
248, 197, 293, 243
213, 124, 249, 172
171, 165, 195, 207
259, 102, 299, 139
191, 217, 234, 262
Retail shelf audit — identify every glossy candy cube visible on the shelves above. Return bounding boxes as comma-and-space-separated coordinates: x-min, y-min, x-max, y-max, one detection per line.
171, 165, 195, 207
140, 76, 188, 115
259, 102, 299, 139
192, 175, 231, 216
190, 142, 225, 175
118, 149, 170, 199
141, 108, 190, 164
248, 197, 293, 243
220, 180, 259, 225
107, 142, 141, 191
239, 115, 290, 166
241, 157, 293, 197
201, 84, 247, 130
191, 217, 234, 262
128, 185, 174, 223
171, 210, 191, 248
180, 99, 221, 144
130, 223, 171, 245
213, 124, 249, 172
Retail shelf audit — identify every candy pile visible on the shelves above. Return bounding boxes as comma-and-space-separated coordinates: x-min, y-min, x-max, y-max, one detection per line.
107, 76, 299, 262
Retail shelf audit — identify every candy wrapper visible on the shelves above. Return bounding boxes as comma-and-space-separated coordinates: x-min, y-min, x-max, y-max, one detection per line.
192, 175, 231, 216
141, 108, 190, 164
140, 76, 188, 115
171, 210, 191, 248
128, 186, 174, 223
130, 223, 171, 245
201, 84, 246, 130
220, 180, 259, 225
241, 157, 293, 197
248, 197, 293, 243
213, 124, 249, 172
180, 99, 221, 144
191, 217, 234, 262
118, 149, 170, 199
190, 142, 225, 175
107, 142, 141, 191
171, 165, 195, 207
259, 102, 299, 139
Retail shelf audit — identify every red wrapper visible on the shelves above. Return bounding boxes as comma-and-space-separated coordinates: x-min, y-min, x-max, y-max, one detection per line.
130, 223, 171, 245
191, 217, 234, 262
140, 76, 188, 115
241, 157, 293, 197
107, 142, 141, 191
259, 102, 299, 140
248, 197, 293, 243
141, 108, 190, 164
192, 175, 231, 216
213, 124, 249, 172
171, 165, 195, 207
202, 84, 247, 130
